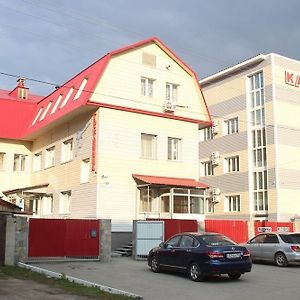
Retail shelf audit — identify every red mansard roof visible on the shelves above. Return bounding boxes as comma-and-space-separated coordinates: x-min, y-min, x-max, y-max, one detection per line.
0, 37, 211, 140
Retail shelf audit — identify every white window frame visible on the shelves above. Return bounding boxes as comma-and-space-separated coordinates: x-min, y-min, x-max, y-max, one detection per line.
224, 117, 239, 135
33, 152, 42, 171
45, 146, 55, 168
141, 133, 157, 159
168, 137, 181, 161
201, 161, 214, 176
166, 83, 179, 103
141, 77, 155, 97
13, 154, 27, 172
225, 195, 241, 212
42, 195, 53, 215
59, 191, 71, 214
200, 127, 213, 141
74, 78, 88, 100
0, 152, 6, 171
225, 156, 239, 173
61, 138, 73, 163
80, 158, 90, 183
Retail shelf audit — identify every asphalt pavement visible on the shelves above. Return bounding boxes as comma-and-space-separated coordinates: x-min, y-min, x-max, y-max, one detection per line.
32, 257, 300, 300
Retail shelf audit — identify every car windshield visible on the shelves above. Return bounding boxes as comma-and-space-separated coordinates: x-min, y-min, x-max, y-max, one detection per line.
200, 235, 236, 246
280, 234, 300, 244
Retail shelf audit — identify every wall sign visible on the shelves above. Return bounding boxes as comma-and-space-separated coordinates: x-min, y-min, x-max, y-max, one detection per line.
285, 71, 300, 88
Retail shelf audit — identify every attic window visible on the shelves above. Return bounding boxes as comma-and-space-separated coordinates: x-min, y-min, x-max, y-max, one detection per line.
18, 88, 28, 99
32, 108, 43, 125
142, 53, 156, 67
74, 78, 88, 100
51, 94, 63, 114
40, 101, 52, 121
60, 88, 74, 108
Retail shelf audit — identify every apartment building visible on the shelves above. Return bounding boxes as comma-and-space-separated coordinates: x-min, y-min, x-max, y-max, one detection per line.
199, 54, 300, 223
0, 38, 211, 243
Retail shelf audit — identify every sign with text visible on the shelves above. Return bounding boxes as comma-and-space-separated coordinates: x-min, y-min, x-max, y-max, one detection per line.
285, 71, 300, 88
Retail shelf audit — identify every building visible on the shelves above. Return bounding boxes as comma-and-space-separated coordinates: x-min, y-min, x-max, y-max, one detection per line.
0, 37, 211, 245
199, 53, 300, 224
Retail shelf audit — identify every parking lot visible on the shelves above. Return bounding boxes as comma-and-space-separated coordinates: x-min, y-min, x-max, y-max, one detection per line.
33, 257, 300, 300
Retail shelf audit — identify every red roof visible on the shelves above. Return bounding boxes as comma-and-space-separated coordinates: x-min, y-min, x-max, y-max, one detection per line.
0, 37, 211, 140
132, 174, 208, 188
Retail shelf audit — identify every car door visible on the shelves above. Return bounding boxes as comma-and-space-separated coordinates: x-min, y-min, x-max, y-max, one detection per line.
175, 235, 197, 271
246, 234, 267, 260
159, 235, 181, 268
259, 234, 279, 261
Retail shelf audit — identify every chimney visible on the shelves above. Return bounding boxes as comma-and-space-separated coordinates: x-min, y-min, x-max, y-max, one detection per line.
9, 77, 29, 100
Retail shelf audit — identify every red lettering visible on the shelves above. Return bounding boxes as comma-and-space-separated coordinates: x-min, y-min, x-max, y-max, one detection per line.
296, 75, 300, 88
285, 71, 294, 85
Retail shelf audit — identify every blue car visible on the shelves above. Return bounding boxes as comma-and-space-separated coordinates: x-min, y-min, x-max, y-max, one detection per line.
148, 232, 252, 281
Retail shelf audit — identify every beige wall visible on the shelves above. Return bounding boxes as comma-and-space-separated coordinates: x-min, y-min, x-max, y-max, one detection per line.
90, 43, 210, 123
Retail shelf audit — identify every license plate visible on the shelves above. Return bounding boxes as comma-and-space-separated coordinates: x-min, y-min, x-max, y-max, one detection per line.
226, 253, 241, 259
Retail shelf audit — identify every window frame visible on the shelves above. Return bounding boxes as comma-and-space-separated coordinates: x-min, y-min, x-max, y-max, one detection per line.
141, 133, 157, 159
225, 195, 241, 212
61, 138, 73, 163
59, 191, 71, 214
45, 146, 55, 168
225, 155, 240, 173
167, 137, 181, 161
224, 117, 239, 135
141, 77, 155, 98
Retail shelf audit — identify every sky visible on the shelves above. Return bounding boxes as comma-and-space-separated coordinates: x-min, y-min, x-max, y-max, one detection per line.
0, 0, 299, 96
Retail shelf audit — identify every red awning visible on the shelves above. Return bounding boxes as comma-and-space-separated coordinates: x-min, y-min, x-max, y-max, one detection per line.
132, 174, 208, 188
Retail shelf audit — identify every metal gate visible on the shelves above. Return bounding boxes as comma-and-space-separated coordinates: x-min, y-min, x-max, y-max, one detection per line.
0, 215, 6, 265
135, 220, 164, 259
28, 219, 100, 258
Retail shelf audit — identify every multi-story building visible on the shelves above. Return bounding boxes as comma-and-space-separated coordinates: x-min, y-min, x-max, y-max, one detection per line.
199, 53, 300, 224
0, 37, 211, 245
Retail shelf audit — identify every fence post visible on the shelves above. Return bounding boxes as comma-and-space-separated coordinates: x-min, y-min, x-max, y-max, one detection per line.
14, 216, 29, 264
99, 219, 111, 262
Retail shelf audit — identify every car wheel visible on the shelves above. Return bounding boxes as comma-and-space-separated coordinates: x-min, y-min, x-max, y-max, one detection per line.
150, 256, 161, 273
274, 252, 288, 267
189, 262, 205, 282
228, 273, 242, 280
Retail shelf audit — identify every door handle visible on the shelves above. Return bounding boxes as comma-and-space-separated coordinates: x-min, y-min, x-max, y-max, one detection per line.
186, 249, 191, 252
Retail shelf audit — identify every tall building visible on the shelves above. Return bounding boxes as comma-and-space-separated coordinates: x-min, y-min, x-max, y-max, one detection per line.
0, 38, 211, 246
199, 54, 300, 224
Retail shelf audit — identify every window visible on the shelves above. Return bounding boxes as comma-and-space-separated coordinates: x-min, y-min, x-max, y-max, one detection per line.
74, 78, 88, 100
32, 107, 43, 125
225, 195, 241, 212
166, 83, 178, 103
168, 137, 181, 161
179, 235, 196, 248
225, 117, 238, 135
139, 188, 155, 212
40, 101, 52, 121
165, 235, 181, 248
51, 94, 63, 114
13, 154, 27, 171
33, 152, 42, 171
200, 127, 213, 141
205, 198, 215, 213
42, 195, 53, 215
253, 171, 268, 211
225, 156, 239, 173
59, 191, 71, 214
201, 161, 214, 176
173, 188, 204, 214
0, 152, 5, 171
18, 87, 28, 99
60, 88, 74, 108
141, 133, 157, 159
45, 146, 55, 168
141, 77, 154, 97
81, 158, 90, 183
61, 139, 73, 163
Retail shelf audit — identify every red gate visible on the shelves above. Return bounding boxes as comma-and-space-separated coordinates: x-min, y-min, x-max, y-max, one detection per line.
254, 221, 294, 236
205, 220, 249, 243
28, 219, 100, 257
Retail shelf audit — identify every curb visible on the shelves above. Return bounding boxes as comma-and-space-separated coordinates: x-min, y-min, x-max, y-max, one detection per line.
18, 262, 143, 299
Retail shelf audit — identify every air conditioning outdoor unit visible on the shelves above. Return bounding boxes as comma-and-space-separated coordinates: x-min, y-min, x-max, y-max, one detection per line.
163, 101, 176, 112
212, 187, 221, 196
212, 195, 220, 203
211, 151, 220, 165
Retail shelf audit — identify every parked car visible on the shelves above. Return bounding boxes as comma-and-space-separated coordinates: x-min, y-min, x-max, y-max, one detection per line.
147, 232, 252, 281
244, 232, 300, 267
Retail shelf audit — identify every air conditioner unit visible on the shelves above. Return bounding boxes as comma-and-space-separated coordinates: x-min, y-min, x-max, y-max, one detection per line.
211, 151, 220, 165
163, 101, 176, 112
212, 195, 220, 203
211, 121, 219, 134
212, 187, 221, 196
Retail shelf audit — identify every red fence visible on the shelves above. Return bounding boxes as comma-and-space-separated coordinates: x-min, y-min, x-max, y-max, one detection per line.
28, 219, 100, 257
205, 220, 249, 243
254, 221, 294, 236
147, 219, 198, 241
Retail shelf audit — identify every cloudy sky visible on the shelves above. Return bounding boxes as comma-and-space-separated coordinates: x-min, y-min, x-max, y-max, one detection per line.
0, 0, 299, 95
